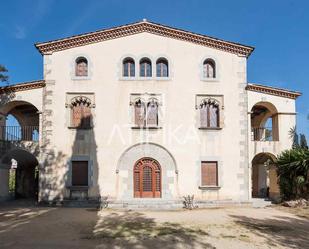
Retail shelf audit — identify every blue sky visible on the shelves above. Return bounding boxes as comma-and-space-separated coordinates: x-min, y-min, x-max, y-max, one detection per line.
0, 0, 308, 137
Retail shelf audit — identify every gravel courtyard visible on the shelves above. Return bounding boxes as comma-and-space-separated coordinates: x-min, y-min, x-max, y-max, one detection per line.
0, 202, 308, 249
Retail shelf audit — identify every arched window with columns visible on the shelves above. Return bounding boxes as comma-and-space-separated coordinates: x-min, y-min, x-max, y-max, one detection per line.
70, 96, 92, 129
199, 98, 220, 128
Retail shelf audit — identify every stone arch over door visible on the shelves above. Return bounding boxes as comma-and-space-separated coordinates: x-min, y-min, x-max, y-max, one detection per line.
117, 143, 178, 200
251, 152, 279, 199
1, 148, 39, 199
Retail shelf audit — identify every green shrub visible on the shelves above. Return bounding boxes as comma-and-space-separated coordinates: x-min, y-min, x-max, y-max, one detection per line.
276, 148, 309, 200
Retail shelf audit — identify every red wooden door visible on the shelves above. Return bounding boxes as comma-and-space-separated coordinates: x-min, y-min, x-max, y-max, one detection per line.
134, 158, 161, 198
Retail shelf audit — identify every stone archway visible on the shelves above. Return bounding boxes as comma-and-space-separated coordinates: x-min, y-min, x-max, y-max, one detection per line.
117, 143, 177, 200
252, 153, 279, 199
1, 149, 39, 199
251, 102, 279, 141
0, 100, 39, 141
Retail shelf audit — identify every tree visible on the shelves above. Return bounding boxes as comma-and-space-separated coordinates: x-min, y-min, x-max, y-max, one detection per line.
289, 126, 299, 149
276, 148, 309, 200
300, 134, 308, 149
0, 64, 8, 83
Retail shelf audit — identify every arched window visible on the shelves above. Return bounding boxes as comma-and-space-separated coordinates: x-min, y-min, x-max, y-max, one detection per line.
199, 99, 219, 128
70, 96, 92, 128
140, 58, 152, 77
75, 57, 88, 77
146, 99, 159, 126
123, 58, 135, 77
134, 99, 146, 127
203, 59, 216, 78
156, 58, 168, 77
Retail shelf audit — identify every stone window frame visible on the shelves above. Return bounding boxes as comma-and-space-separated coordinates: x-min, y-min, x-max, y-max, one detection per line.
66, 155, 93, 188
195, 94, 224, 130
197, 157, 223, 190
129, 93, 163, 129
199, 56, 220, 82
71, 54, 93, 81
122, 57, 136, 78
65, 93, 95, 129
118, 54, 138, 80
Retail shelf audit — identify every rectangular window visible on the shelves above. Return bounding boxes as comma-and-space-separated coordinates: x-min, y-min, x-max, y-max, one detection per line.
201, 161, 218, 186
72, 161, 88, 186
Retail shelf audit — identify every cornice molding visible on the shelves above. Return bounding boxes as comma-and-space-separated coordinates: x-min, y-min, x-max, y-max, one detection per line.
35, 20, 254, 57
0, 80, 45, 94
246, 83, 301, 100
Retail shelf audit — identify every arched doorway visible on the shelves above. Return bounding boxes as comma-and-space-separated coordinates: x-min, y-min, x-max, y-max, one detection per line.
251, 102, 279, 141
252, 153, 278, 198
134, 158, 161, 198
1, 149, 39, 199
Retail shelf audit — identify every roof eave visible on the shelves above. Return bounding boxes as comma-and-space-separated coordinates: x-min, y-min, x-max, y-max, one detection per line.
246, 83, 302, 100
35, 21, 254, 57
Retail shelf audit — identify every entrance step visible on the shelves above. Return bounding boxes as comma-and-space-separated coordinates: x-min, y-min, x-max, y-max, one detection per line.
252, 198, 273, 208
108, 199, 183, 210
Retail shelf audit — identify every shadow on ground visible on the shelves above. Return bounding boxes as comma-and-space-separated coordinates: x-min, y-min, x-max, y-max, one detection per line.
0, 204, 52, 235
84, 211, 215, 249
230, 214, 309, 249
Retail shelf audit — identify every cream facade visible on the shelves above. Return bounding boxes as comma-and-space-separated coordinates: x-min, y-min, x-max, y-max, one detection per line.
0, 21, 301, 207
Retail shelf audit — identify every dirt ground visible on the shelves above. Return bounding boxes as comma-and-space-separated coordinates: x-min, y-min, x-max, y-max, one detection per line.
0, 202, 308, 249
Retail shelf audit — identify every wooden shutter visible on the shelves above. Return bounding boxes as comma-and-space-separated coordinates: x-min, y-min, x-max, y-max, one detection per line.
135, 102, 145, 127
72, 161, 88, 186
81, 105, 91, 128
76, 61, 88, 76
72, 105, 82, 127
201, 162, 218, 186
72, 103, 91, 128
200, 105, 208, 127
147, 102, 158, 126
209, 105, 219, 128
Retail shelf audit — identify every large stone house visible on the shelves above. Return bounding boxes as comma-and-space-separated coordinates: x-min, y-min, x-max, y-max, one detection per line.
0, 20, 301, 208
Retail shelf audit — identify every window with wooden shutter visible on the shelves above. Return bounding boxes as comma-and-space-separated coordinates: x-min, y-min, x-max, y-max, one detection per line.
146, 100, 158, 127
199, 99, 219, 128
72, 161, 88, 186
134, 99, 146, 127
75, 57, 88, 77
201, 161, 218, 186
203, 59, 216, 78
70, 96, 92, 129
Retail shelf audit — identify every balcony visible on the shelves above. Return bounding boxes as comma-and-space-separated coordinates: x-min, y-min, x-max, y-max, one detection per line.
251, 127, 274, 141
0, 126, 39, 142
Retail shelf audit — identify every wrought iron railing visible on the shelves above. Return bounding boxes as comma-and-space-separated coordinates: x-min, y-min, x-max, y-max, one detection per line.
0, 126, 39, 142
251, 127, 273, 141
